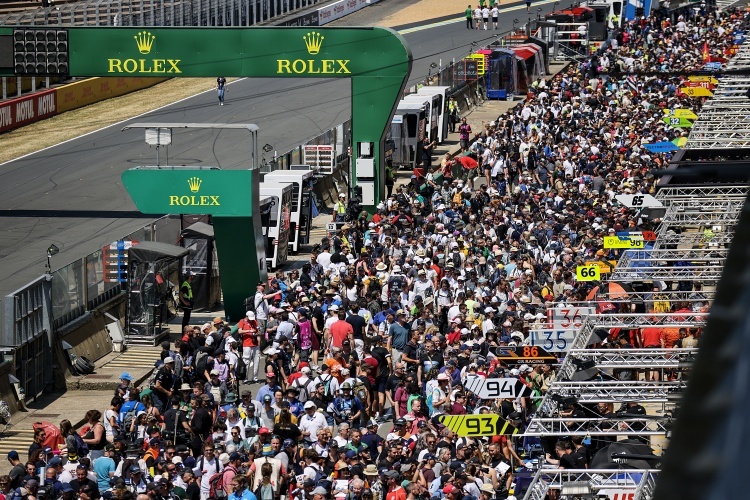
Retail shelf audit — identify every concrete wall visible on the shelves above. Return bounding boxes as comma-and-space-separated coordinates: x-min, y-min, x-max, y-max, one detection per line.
53, 295, 126, 390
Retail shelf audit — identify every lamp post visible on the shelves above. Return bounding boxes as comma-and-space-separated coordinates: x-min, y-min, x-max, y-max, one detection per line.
46, 244, 59, 274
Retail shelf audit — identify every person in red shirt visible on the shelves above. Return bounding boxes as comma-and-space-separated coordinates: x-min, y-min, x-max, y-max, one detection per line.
640, 327, 663, 381
384, 470, 406, 500
329, 310, 354, 350
238, 311, 261, 384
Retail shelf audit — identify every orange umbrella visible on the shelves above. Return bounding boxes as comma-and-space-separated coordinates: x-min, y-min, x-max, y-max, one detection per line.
607, 282, 630, 300
586, 286, 600, 301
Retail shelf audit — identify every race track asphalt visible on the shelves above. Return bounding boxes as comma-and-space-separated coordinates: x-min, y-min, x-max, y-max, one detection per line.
0, 0, 558, 298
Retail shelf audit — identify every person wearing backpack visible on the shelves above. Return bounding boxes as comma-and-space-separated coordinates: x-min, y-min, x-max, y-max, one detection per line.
213, 452, 242, 499
194, 443, 223, 500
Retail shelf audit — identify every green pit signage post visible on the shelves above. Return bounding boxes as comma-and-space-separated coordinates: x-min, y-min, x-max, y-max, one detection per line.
0, 26, 412, 320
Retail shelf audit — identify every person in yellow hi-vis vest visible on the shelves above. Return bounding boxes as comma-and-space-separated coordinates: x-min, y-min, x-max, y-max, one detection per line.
333, 193, 347, 223
179, 272, 194, 329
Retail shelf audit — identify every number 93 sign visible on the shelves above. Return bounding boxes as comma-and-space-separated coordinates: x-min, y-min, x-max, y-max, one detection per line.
439, 414, 519, 437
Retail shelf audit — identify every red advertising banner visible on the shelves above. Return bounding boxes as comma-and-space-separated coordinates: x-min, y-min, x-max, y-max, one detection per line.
0, 89, 57, 133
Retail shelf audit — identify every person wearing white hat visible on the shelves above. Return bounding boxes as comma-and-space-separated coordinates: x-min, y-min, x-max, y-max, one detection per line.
333, 192, 347, 222
298, 401, 329, 445
238, 311, 261, 384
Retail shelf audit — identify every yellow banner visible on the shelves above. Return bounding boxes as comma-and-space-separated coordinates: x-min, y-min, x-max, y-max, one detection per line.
585, 260, 617, 274
576, 264, 600, 281
439, 414, 518, 437
666, 108, 698, 120
680, 87, 713, 97
603, 236, 644, 249
687, 76, 718, 84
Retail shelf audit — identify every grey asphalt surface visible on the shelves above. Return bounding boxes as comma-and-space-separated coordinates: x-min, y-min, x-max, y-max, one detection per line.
0, 0, 557, 298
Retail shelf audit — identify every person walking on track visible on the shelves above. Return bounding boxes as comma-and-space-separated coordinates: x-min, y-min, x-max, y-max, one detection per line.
216, 76, 227, 105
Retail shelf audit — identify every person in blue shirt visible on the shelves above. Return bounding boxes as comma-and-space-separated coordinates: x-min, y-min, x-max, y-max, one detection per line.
284, 387, 305, 418
255, 374, 281, 404
93, 444, 117, 493
229, 475, 258, 500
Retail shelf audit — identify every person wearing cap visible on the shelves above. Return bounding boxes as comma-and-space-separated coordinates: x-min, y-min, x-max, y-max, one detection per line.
383, 469, 405, 500
333, 192, 347, 222
238, 310, 261, 384
7, 451, 24, 489
151, 355, 176, 413
115, 372, 134, 402
253, 281, 277, 351
299, 400, 329, 444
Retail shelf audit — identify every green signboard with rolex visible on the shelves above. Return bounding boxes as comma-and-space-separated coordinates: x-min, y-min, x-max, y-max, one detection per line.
123, 167, 267, 321
3, 26, 411, 319
3, 26, 412, 205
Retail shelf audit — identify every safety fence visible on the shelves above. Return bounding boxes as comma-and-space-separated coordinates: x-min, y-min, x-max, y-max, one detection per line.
0, 0, 321, 27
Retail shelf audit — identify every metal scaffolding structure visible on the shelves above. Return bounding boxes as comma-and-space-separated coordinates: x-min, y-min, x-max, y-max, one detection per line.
591, 290, 714, 306
522, 469, 659, 500
568, 314, 708, 353
654, 185, 749, 200
524, 417, 672, 436
610, 263, 724, 282
685, 42, 750, 149
651, 229, 735, 249
559, 348, 699, 374
547, 380, 688, 403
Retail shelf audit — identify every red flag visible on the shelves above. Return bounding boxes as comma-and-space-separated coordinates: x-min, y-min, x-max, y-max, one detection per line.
702, 41, 710, 63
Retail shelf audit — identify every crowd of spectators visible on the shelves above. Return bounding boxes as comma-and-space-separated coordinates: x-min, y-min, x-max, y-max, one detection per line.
4, 5, 747, 500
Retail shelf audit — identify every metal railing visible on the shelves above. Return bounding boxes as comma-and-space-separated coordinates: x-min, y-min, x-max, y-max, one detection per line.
0, 0, 320, 27
523, 469, 659, 500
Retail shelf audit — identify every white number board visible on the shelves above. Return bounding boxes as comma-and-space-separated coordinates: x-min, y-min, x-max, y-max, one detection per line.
529, 329, 577, 352
548, 307, 596, 329
464, 377, 532, 399
615, 194, 663, 208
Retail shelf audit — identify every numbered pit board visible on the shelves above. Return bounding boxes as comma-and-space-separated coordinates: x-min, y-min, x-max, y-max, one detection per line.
492, 346, 557, 365
576, 264, 600, 281
615, 194, 663, 208
680, 86, 714, 97
617, 231, 656, 241
529, 329, 577, 353
464, 377, 533, 399
326, 222, 338, 232
439, 414, 518, 437
548, 307, 596, 329
603, 236, 644, 249
585, 260, 617, 274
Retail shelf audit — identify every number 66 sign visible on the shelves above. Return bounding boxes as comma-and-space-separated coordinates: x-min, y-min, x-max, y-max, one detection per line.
439, 414, 519, 437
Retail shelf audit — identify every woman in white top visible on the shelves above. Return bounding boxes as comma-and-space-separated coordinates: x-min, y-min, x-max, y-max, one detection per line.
103, 397, 122, 442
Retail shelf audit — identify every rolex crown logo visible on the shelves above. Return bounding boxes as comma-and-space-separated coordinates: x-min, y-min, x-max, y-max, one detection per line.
303, 31, 324, 55
187, 176, 202, 193
134, 31, 156, 55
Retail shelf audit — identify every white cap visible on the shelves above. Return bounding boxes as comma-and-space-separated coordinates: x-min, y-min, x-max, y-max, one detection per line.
510, 369, 520, 376
519, 364, 531, 372
163, 356, 174, 364
246, 311, 256, 320
210, 369, 219, 376
304, 401, 316, 409
339, 193, 346, 198
301, 366, 311, 374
